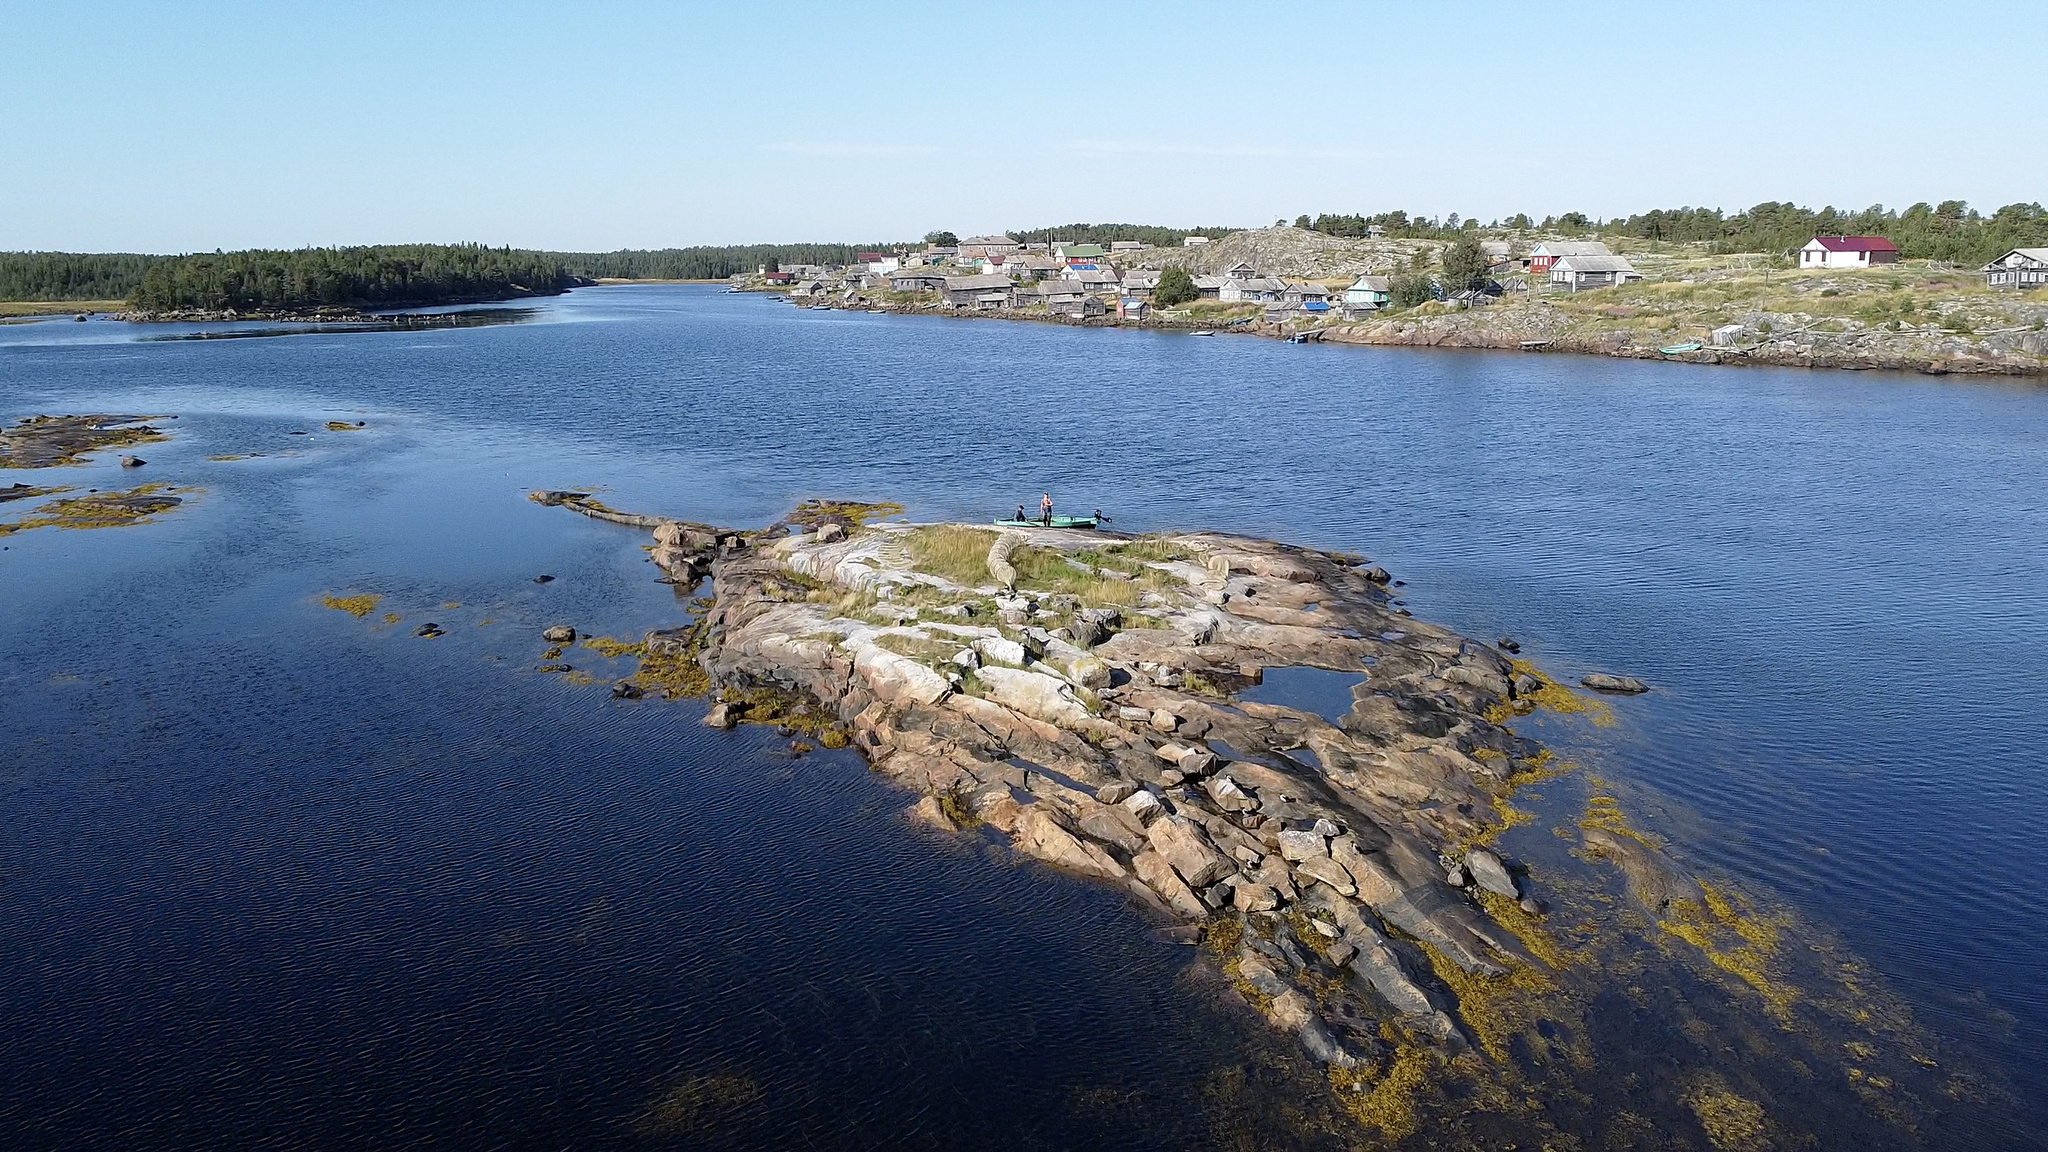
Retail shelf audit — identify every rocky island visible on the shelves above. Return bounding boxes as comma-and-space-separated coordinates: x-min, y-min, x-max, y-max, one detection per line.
533, 491, 1952, 1146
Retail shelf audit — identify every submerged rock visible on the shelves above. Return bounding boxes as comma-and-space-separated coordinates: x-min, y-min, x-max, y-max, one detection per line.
1581, 672, 1650, 694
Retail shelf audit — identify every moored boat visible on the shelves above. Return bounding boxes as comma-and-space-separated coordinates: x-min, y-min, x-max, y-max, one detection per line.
992, 514, 1099, 530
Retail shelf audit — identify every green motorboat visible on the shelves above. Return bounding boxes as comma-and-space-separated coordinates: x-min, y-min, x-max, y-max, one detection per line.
993, 515, 1099, 530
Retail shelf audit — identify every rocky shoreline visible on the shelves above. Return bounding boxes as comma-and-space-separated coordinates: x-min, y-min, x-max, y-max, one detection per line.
523, 491, 1958, 1143
766, 291, 2048, 378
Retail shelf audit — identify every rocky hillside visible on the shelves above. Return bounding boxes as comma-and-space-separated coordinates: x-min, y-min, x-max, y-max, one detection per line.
1124, 226, 1443, 279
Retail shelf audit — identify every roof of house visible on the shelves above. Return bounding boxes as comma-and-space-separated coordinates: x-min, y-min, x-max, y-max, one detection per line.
1349, 275, 1392, 291
1060, 243, 1107, 257
1550, 255, 1638, 273
1286, 281, 1330, 296
945, 273, 1016, 291
962, 234, 1017, 246
1984, 247, 2048, 268
1072, 268, 1118, 281
1806, 236, 1899, 253
1109, 240, 1146, 250
1221, 261, 1259, 274
1230, 276, 1288, 292
1122, 271, 1161, 286
1529, 241, 1611, 257
890, 270, 948, 282
1192, 276, 1227, 288
857, 253, 885, 262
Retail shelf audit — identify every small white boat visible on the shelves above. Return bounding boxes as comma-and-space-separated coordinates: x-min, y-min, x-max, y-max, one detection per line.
867, 309, 886, 314
1190, 330, 1215, 337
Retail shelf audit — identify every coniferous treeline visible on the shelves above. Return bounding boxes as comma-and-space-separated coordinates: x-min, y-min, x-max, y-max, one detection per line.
129, 244, 575, 311
549, 244, 895, 281
0, 252, 161, 301
1302, 201, 2048, 266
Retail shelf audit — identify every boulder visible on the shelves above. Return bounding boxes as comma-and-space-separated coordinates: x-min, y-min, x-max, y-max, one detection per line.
1121, 789, 1165, 825
1076, 803, 1149, 854
1580, 672, 1649, 694
1277, 829, 1327, 863
1266, 989, 1351, 1066
1233, 883, 1280, 913
1096, 780, 1139, 804
1294, 856, 1358, 896
909, 795, 955, 830
1253, 855, 1297, 901
542, 625, 577, 644
1146, 815, 1233, 887
1016, 807, 1125, 880
1116, 706, 1152, 724
972, 636, 1028, 666
1203, 774, 1254, 811
119, 454, 144, 467
816, 522, 846, 543
852, 644, 954, 707
1149, 708, 1180, 732
975, 665, 1090, 726
1464, 847, 1518, 899
702, 702, 737, 729
1155, 742, 1194, 765
1311, 818, 1340, 838
1134, 848, 1206, 918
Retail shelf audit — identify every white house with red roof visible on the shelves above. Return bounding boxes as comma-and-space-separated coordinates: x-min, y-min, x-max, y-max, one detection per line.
1799, 236, 1899, 269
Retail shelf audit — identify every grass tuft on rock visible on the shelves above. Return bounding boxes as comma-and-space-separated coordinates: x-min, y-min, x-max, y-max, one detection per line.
905, 524, 999, 586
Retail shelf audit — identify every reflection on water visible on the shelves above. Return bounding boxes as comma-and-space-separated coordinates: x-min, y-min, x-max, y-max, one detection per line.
142, 307, 538, 341
2, 285, 2045, 1148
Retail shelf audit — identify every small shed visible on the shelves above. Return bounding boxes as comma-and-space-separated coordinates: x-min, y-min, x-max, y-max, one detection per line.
1117, 297, 1148, 320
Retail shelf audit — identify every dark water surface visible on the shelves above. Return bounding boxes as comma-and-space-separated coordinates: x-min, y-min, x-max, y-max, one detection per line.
4, 286, 2045, 1147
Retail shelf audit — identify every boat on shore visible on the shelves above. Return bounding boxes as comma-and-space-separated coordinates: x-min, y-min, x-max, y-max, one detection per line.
1660, 342, 1703, 354
992, 514, 1099, 530
1190, 330, 1215, 337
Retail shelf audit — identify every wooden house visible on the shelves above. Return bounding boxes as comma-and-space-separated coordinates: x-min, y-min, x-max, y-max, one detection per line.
1117, 297, 1148, 320
1192, 275, 1227, 300
961, 234, 1021, 256
1120, 270, 1161, 298
1527, 241, 1610, 275
1799, 236, 1898, 269
1343, 275, 1391, 311
1219, 260, 1259, 281
942, 273, 1016, 310
1983, 248, 2048, 290
1548, 254, 1640, 292
1220, 276, 1287, 303
888, 270, 949, 293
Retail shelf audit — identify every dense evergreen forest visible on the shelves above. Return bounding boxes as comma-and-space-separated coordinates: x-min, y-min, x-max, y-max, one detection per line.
128, 244, 575, 311
549, 244, 891, 280
0, 252, 160, 301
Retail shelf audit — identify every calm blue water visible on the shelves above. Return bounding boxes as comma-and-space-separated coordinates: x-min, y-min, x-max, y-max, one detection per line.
4, 286, 2045, 1147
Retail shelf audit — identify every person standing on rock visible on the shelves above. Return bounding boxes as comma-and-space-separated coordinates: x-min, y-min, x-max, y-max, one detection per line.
1040, 492, 1053, 527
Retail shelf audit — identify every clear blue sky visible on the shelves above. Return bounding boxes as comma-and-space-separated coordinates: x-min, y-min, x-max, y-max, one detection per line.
4, 0, 2042, 253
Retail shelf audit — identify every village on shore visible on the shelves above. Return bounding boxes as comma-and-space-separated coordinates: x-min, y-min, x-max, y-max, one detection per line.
733, 226, 2048, 375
